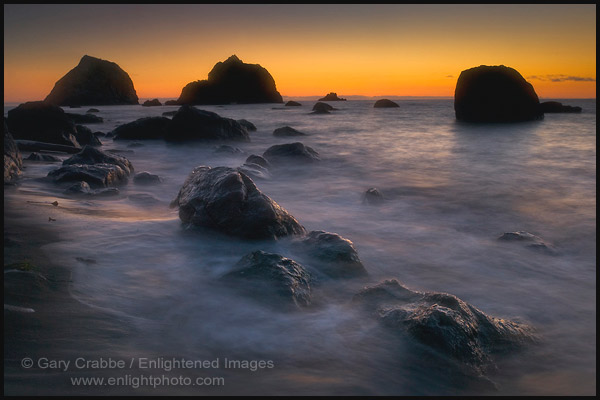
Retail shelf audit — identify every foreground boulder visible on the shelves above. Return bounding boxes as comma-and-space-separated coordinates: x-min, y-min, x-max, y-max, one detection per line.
176, 55, 283, 105
166, 105, 249, 142
74, 125, 102, 146
354, 279, 536, 373
374, 99, 399, 108
64, 180, 119, 196
171, 166, 305, 239
263, 142, 320, 164
221, 251, 312, 310
62, 146, 133, 174
4, 122, 22, 184
6, 101, 80, 147
319, 92, 346, 101
273, 126, 306, 137
540, 101, 582, 113
142, 99, 162, 107
454, 65, 543, 122
44, 55, 139, 106
112, 117, 171, 140
293, 230, 367, 278
237, 119, 257, 131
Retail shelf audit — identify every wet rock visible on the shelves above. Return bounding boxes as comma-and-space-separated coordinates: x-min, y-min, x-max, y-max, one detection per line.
64, 180, 119, 196
62, 146, 133, 174
6, 101, 80, 147
74, 125, 102, 146
214, 145, 243, 154
354, 279, 536, 373
540, 101, 582, 113
65, 112, 104, 124
263, 142, 320, 164
44, 55, 139, 106
4, 121, 22, 184
237, 119, 257, 131
294, 230, 367, 278
111, 116, 171, 140
142, 98, 162, 107
133, 171, 162, 185
49, 164, 129, 188
166, 105, 249, 142
454, 65, 543, 122
245, 154, 270, 169
177, 55, 283, 105
221, 250, 312, 310
64, 181, 92, 194
128, 193, 162, 206
363, 187, 384, 204
374, 99, 399, 108
273, 126, 306, 137
171, 166, 305, 239
285, 101, 302, 106
25, 152, 62, 162
311, 102, 336, 114
319, 92, 346, 101
239, 154, 271, 179
498, 231, 555, 253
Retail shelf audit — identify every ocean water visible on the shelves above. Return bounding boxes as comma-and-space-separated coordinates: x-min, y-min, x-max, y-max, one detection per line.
4, 99, 596, 395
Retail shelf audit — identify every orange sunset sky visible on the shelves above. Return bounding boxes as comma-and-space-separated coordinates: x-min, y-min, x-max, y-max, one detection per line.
3, 4, 596, 103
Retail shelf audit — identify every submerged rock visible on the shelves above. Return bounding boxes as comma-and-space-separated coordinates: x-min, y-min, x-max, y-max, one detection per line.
142, 98, 162, 107
166, 105, 249, 142
48, 163, 129, 188
273, 126, 306, 137
62, 146, 133, 174
112, 116, 171, 140
311, 102, 336, 114
86, 108, 100, 113
177, 55, 283, 105
25, 152, 62, 162
263, 142, 320, 164
64, 180, 119, 196
237, 119, 257, 131
171, 166, 305, 239
65, 112, 104, 124
319, 92, 346, 101
454, 65, 543, 122
293, 230, 367, 278
4, 122, 22, 184
133, 171, 162, 185
74, 125, 102, 146
354, 279, 536, 373
285, 101, 302, 107
363, 187, 384, 204
214, 145, 243, 154
374, 99, 399, 108
498, 231, 555, 253
6, 101, 80, 147
245, 154, 270, 169
540, 101, 582, 113
239, 154, 271, 180
44, 55, 139, 106
221, 250, 312, 310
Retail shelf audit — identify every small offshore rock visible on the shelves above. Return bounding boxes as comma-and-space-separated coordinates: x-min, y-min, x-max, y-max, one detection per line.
133, 171, 162, 185
273, 126, 306, 137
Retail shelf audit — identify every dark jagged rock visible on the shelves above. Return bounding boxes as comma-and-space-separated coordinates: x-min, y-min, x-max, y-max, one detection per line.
65, 112, 103, 124
25, 152, 62, 162
285, 101, 302, 107
354, 279, 536, 373
6, 101, 80, 147
86, 108, 100, 113
128, 193, 162, 206
221, 251, 312, 310
263, 142, 320, 164
171, 166, 305, 239
454, 65, 543, 122
293, 230, 367, 278
319, 92, 346, 101
540, 101, 582, 113
74, 125, 102, 146
176, 55, 283, 105
133, 171, 162, 185
4, 122, 22, 184
363, 187, 384, 204
142, 99, 162, 107
214, 145, 243, 154
374, 99, 399, 108
62, 146, 133, 174
311, 102, 336, 114
164, 100, 178, 106
111, 117, 171, 140
48, 163, 129, 188
166, 105, 249, 142
273, 126, 306, 137
498, 231, 555, 253
237, 119, 257, 131
44, 55, 139, 106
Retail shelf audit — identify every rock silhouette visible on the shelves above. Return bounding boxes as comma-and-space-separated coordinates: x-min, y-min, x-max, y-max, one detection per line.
142, 99, 162, 107
540, 101, 582, 113
44, 55, 139, 106
319, 92, 346, 101
176, 55, 283, 105
166, 105, 249, 142
112, 117, 171, 140
454, 65, 543, 122
285, 101, 302, 106
374, 99, 399, 108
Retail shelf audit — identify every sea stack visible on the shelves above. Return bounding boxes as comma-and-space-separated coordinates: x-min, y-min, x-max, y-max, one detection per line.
176, 55, 283, 105
454, 65, 543, 122
44, 55, 139, 106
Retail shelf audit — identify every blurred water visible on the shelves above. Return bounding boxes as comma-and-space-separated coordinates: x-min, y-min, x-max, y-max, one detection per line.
4, 99, 596, 395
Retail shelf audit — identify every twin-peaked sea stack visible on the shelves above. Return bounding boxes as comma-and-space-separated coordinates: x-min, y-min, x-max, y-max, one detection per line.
454, 65, 543, 123
45, 55, 139, 106
176, 55, 283, 105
